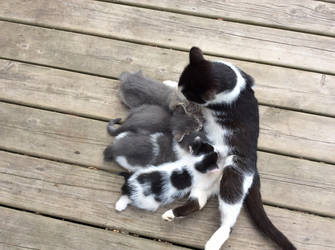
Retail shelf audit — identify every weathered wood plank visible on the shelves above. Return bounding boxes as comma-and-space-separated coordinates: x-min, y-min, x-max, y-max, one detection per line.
0, 0, 334, 73
0, 206, 188, 250
1, 94, 334, 164
1, 23, 335, 117
0, 103, 335, 216
258, 107, 335, 163
1, 151, 334, 249
109, 0, 335, 36
0, 60, 127, 120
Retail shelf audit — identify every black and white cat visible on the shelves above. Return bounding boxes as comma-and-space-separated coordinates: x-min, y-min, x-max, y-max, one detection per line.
113, 48, 296, 250
115, 139, 228, 219
174, 47, 296, 250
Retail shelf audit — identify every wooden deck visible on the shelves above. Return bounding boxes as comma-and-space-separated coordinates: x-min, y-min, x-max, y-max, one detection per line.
0, 0, 334, 249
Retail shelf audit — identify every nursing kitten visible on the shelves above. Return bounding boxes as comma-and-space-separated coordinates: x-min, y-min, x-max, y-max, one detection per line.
119, 71, 183, 110
115, 139, 224, 217
175, 47, 296, 250
103, 103, 206, 171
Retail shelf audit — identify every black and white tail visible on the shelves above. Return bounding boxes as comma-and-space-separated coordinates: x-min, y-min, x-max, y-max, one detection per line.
245, 174, 296, 250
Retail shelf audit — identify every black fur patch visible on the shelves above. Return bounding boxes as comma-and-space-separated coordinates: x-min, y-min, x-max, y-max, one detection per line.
137, 171, 163, 196
220, 167, 244, 204
173, 199, 200, 217
195, 152, 218, 173
170, 169, 192, 190
190, 140, 214, 155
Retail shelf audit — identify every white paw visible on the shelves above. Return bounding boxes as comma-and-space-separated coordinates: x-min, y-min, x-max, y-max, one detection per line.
115, 195, 130, 212
205, 239, 221, 250
163, 80, 178, 89
162, 209, 175, 221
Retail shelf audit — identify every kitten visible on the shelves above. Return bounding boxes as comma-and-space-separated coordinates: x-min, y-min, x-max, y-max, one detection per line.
115, 139, 225, 218
176, 47, 296, 250
119, 71, 205, 137
104, 102, 206, 171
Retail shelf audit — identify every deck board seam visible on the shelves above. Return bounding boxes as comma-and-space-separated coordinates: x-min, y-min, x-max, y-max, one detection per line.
95, 0, 335, 38
1, 18, 335, 76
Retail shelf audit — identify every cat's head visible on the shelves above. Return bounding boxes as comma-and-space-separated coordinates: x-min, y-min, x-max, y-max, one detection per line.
178, 47, 253, 105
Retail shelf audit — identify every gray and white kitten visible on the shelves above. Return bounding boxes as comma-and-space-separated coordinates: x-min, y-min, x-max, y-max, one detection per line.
115, 139, 227, 220
104, 72, 206, 171
103, 103, 206, 171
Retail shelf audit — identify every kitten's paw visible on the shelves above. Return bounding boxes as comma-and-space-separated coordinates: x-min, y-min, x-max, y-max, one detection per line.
163, 80, 178, 89
162, 209, 175, 221
115, 195, 130, 212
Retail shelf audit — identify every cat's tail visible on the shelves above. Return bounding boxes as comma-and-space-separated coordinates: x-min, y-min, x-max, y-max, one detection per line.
245, 173, 296, 250
107, 118, 123, 136
103, 145, 114, 161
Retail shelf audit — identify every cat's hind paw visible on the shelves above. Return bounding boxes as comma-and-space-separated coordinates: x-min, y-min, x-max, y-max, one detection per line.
162, 209, 175, 221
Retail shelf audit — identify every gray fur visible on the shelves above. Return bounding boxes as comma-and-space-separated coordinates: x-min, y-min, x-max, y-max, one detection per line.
107, 104, 171, 136
120, 71, 177, 109
104, 71, 207, 171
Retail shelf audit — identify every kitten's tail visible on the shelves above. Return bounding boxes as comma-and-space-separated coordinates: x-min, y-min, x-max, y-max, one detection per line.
103, 145, 114, 161
245, 173, 296, 250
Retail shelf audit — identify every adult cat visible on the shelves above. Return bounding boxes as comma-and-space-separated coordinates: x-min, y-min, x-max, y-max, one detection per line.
118, 48, 296, 250
176, 47, 296, 250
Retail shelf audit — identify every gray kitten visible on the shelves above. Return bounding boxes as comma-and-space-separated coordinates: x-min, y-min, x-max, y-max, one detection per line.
104, 103, 206, 171
103, 72, 206, 171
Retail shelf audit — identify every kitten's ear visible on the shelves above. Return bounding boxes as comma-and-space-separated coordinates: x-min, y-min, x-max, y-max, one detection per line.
189, 47, 204, 65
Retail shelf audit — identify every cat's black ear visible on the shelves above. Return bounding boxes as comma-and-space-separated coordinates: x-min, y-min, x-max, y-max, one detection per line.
189, 47, 204, 65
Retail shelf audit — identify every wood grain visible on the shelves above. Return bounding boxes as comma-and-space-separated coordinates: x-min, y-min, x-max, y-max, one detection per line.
0, 60, 127, 120
0, 103, 334, 216
0, 0, 334, 73
1, 90, 334, 164
0, 23, 335, 117
109, 0, 335, 36
1, 150, 334, 249
0, 206, 189, 250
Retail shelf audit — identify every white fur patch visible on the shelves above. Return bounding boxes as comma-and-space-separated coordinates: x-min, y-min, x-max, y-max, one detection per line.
206, 60, 246, 105
162, 209, 175, 221
150, 133, 163, 158
115, 195, 131, 212
202, 108, 230, 160
163, 80, 178, 88
115, 156, 141, 172
114, 132, 129, 141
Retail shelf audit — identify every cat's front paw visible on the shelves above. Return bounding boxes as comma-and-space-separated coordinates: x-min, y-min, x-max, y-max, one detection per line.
162, 209, 175, 221
205, 239, 221, 250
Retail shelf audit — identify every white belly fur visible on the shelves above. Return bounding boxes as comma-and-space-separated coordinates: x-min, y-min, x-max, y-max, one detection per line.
202, 108, 230, 165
